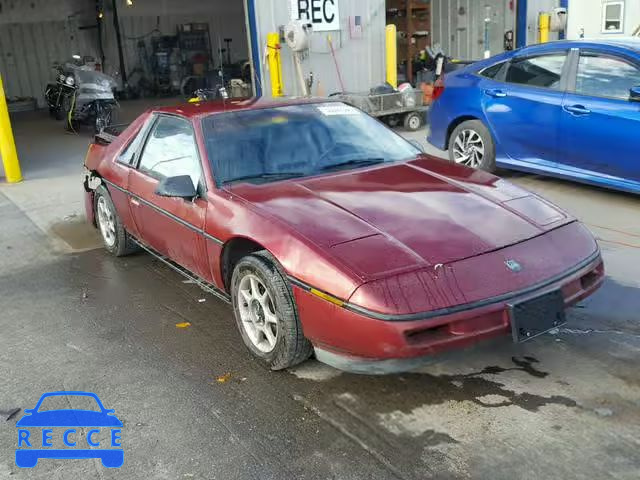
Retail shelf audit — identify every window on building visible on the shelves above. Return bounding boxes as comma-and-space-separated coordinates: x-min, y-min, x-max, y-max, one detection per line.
576, 53, 640, 101
602, 1, 624, 33
505, 53, 567, 90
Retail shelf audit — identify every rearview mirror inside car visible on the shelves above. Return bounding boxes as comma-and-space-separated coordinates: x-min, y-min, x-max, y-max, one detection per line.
154, 175, 197, 200
630, 86, 640, 102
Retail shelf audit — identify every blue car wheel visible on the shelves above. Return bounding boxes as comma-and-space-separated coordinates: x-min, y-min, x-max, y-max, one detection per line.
448, 120, 496, 172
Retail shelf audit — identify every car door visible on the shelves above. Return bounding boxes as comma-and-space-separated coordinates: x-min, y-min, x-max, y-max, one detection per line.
128, 114, 211, 280
482, 50, 570, 167
560, 49, 640, 181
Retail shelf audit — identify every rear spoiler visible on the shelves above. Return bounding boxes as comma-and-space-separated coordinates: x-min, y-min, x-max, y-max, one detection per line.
94, 123, 130, 145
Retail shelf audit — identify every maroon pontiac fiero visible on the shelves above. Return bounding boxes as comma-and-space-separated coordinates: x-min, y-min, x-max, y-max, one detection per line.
83, 98, 604, 373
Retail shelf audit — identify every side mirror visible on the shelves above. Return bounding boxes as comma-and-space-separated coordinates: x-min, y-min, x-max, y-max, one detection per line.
155, 175, 197, 199
630, 86, 640, 102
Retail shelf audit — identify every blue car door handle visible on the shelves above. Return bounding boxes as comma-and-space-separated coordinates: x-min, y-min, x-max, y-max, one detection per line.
485, 89, 507, 98
563, 104, 591, 116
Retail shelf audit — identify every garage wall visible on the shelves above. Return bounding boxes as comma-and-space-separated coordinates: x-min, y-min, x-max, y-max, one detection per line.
0, 0, 248, 106
431, 0, 516, 60
567, 0, 640, 39
526, 0, 562, 45
253, 0, 386, 97
0, 0, 98, 103
430, 0, 565, 60
101, 0, 248, 81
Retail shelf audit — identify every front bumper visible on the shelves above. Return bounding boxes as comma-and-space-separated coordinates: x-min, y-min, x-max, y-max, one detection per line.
294, 250, 603, 374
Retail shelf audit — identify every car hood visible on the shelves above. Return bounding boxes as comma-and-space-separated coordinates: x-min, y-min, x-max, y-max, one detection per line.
228, 157, 570, 279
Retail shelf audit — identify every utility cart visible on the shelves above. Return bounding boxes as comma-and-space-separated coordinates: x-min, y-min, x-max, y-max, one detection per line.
332, 89, 428, 131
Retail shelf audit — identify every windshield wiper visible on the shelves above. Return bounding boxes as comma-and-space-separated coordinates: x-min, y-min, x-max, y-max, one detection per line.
319, 158, 385, 172
224, 172, 306, 184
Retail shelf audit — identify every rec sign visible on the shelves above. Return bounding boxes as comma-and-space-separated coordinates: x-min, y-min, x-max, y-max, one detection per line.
290, 0, 340, 31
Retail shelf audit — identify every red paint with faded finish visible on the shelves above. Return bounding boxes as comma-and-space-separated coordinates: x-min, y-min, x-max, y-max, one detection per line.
84, 98, 604, 363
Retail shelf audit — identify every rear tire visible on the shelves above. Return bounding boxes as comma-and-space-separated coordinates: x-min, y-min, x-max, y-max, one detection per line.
94, 185, 139, 257
231, 251, 312, 370
448, 119, 496, 172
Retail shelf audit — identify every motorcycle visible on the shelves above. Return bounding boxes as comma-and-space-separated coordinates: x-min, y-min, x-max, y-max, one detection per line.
63, 66, 119, 134
44, 64, 76, 120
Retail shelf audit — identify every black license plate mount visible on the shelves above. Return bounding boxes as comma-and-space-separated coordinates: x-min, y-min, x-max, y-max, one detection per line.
509, 290, 566, 343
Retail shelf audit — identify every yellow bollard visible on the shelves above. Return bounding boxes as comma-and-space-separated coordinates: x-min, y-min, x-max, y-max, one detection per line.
0, 75, 22, 183
539, 13, 551, 44
385, 24, 397, 89
267, 32, 284, 97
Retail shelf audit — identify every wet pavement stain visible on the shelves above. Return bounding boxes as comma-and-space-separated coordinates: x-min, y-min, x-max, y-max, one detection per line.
303, 356, 575, 416
468, 355, 549, 379
50, 218, 101, 251
420, 429, 459, 447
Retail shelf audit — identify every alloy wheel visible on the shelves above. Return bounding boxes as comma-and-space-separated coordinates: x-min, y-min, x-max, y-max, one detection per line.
96, 196, 116, 247
237, 274, 279, 353
452, 129, 485, 168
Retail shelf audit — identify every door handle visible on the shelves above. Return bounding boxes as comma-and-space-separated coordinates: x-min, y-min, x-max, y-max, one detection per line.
563, 104, 591, 116
130, 198, 140, 207
484, 89, 507, 98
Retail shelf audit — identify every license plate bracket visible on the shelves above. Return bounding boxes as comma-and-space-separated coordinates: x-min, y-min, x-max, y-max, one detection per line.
508, 290, 566, 343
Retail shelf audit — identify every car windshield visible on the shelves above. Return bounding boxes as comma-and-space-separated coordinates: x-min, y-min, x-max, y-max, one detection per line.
37, 395, 101, 412
202, 102, 420, 185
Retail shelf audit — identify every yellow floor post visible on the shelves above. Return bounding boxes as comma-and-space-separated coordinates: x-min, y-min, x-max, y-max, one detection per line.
267, 32, 284, 97
385, 25, 397, 89
0, 75, 22, 183
539, 13, 551, 43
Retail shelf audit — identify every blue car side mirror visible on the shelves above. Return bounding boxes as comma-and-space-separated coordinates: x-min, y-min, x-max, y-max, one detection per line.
630, 86, 640, 102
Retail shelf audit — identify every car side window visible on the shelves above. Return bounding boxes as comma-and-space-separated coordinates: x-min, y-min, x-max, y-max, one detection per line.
137, 116, 202, 190
576, 53, 640, 101
479, 61, 506, 79
505, 53, 567, 90
118, 123, 149, 165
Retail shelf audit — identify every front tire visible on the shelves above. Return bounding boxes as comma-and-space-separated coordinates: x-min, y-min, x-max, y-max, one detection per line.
448, 119, 496, 172
231, 251, 312, 370
94, 185, 139, 257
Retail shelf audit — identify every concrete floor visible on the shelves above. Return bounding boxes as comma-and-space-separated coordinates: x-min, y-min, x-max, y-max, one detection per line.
0, 101, 639, 479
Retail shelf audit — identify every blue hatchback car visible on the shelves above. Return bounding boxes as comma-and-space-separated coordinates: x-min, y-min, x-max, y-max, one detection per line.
428, 39, 640, 194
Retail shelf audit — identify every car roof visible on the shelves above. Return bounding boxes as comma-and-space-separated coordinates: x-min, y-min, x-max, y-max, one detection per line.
581, 37, 640, 51
152, 96, 339, 120
519, 38, 640, 54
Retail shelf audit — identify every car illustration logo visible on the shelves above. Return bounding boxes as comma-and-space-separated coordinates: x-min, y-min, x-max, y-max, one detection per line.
505, 259, 522, 272
15, 391, 123, 468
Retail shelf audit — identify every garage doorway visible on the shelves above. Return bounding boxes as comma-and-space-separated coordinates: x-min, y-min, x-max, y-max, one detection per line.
0, 0, 255, 111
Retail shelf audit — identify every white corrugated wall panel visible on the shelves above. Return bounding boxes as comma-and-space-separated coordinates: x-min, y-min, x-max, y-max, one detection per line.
254, 0, 386, 97
431, 0, 518, 60
0, 0, 97, 106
